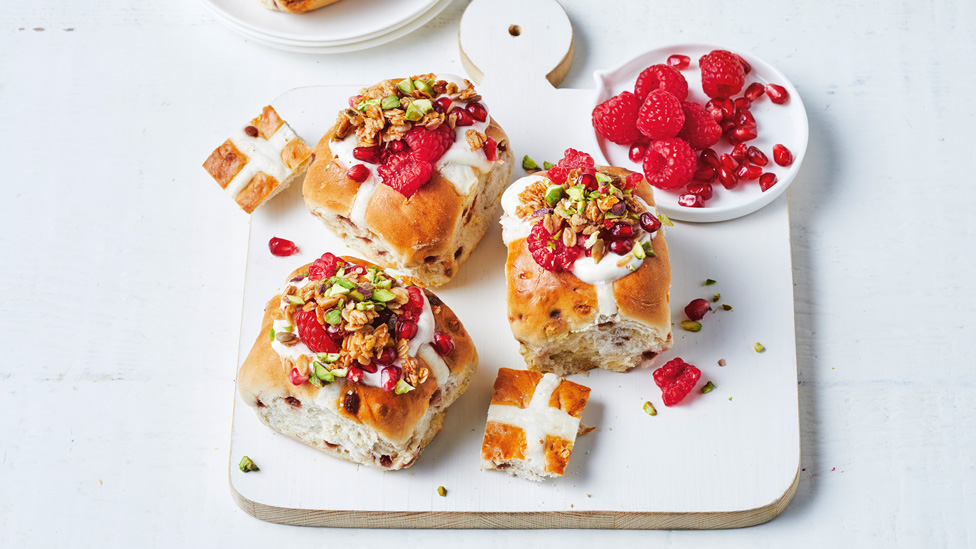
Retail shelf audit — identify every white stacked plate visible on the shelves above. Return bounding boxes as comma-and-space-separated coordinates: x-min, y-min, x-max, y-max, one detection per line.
201, 0, 452, 53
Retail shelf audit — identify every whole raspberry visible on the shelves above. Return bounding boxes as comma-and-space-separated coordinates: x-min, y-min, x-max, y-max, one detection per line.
653, 357, 702, 406
295, 310, 339, 353
637, 90, 685, 140
699, 50, 746, 99
634, 64, 688, 101
526, 221, 580, 272
402, 124, 455, 163
642, 138, 696, 190
546, 148, 595, 185
676, 101, 722, 149
377, 153, 434, 198
308, 252, 342, 280
591, 91, 642, 145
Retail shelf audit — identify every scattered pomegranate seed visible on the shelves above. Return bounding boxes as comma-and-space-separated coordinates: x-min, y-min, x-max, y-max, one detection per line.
359, 361, 378, 374
346, 164, 370, 183
406, 286, 425, 311
484, 137, 498, 161
720, 153, 739, 171
734, 97, 751, 111
434, 97, 453, 113
718, 98, 736, 120
610, 223, 636, 239
381, 366, 401, 391
700, 148, 721, 169
577, 172, 598, 190
744, 82, 765, 101
759, 172, 778, 191
705, 100, 724, 122
718, 166, 738, 189
639, 212, 662, 233
773, 144, 794, 166
377, 347, 396, 364
746, 146, 768, 166
687, 182, 713, 200
736, 110, 756, 128
353, 146, 381, 164
733, 125, 758, 142
693, 166, 717, 183
735, 163, 762, 181
451, 107, 474, 126
730, 143, 749, 162
288, 367, 309, 386
667, 54, 691, 70
346, 366, 363, 384
685, 298, 711, 320
609, 238, 634, 255
629, 142, 647, 162
720, 119, 737, 136
268, 237, 298, 257
678, 193, 704, 208
397, 320, 418, 341
348, 95, 361, 107
466, 102, 488, 122
735, 54, 752, 74
432, 332, 455, 355
766, 84, 790, 104
387, 140, 407, 154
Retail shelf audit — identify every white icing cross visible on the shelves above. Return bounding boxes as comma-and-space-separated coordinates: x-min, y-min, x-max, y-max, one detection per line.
485, 373, 580, 469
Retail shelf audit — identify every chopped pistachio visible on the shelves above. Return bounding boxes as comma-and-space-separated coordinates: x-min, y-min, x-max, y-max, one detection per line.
632, 242, 646, 260
330, 367, 349, 378
658, 213, 674, 226
712, 293, 721, 302
394, 379, 415, 394
754, 342, 765, 353
325, 309, 343, 325
680, 320, 702, 332
337, 278, 357, 289
595, 172, 612, 184
314, 362, 334, 382
701, 381, 716, 394
286, 295, 304, 306
413, 79, 434, 95
268, 327, 275, 341
355, 301, 375, 311
396, 78, 415, 94
627, 264, 637, 271
238, 456, 259, 473
349, 290, 365, 301
317, 352, 340, 364
374, 277, 393, 289
722, 304, 733, 311
565, 185, 585, 201
404, 99, 433, 121
372, 288, 396, 302
544, 185, 564, 207
704, 278, 717, 286
643, 401, 657, 416
642, 241, 656, 258
282, 326, 294, 332
328, 283, 350, 296
543, 161, 554, 170
437, 486, 447, 497
308, 371, 323, 387
522, 155, 539, 170
355, 98, 381, 111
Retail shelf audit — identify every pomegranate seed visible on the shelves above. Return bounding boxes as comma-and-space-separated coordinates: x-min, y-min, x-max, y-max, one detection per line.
268, 237, 298, 257
721, 120, 737, 136
288, 367, 309, 386
432, 332, 455, 355
744, 82, 765, 101
325, 323, 344, 343
735, 163, 762, 181
639, 212, 662, 233
346, 366, 363, 384
380, 366, 401, 391
348, 95, 361, 107
693, 166, 717, 183
718, 166, 738, 189
736, 110, 756, 128
700, 148, 721, 169
406, 286, 425, 311
733, 125, 758, 142
730, 143, 749, 162
609, 238, 634, 255
359, 361, 378, 374
759, 172, 778, 191
773, 144, 794, 166
353, 146, 382, 164
685, 298, 711, 320
465, 102, 488, 122
678, 193, 704, 208
667, 54, 691, 69
705, 100, 724, 122
746, 146, 768, 166
735, 54, 752, 74
719, 98, 736, 120
720, 153, 739, 171
629, 142, 647, 162
610, 223, 635, 239
451, 107, 474, 126
577, 172, 598, 190
484, 137, 498, 161
434, 97, 453, 113
766, 84, 789, 104
397, 320, 418, 340
387, 140, 407, 154
346, 164, 370, 183
734, 97, 751, 111
687, 182, 713, 200
377, 347, 396, 364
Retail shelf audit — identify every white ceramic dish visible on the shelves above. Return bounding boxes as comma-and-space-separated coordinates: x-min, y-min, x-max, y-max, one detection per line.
205, 0, 451, 53
202, 0, 436, 42
592, 43, 809, 223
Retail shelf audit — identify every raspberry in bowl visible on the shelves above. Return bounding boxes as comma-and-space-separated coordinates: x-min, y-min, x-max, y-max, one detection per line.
591, 44, 809, 222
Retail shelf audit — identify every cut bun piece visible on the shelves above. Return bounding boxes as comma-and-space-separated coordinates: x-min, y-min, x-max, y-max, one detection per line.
203, 106, 312, 214
500, 158, 673, 375
237, 255, 478, 470
303, 75, 514, 287
481, 368, 591, 481
257, 0, 342, 14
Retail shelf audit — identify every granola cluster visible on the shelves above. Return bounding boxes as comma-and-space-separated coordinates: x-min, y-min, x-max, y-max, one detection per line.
271, 254, 437, 393
333, 74, 483, 148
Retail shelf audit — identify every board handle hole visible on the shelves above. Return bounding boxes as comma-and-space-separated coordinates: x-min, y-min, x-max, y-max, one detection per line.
508, 24, 521, 36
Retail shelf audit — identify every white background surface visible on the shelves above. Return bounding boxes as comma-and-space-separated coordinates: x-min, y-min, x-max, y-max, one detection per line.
1, 0, 974, 547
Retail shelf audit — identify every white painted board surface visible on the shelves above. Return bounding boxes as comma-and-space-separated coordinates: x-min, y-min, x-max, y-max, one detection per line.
229, 84, 799, 523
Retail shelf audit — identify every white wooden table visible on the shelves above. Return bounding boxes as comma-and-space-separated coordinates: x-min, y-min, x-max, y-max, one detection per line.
1, 0, 973, 546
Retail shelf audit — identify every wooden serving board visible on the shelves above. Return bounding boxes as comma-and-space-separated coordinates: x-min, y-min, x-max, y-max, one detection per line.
229, 0, 799, 528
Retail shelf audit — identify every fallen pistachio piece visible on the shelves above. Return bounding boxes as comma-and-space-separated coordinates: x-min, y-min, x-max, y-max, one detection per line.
722, 304, 733, 311
712, 293, 721, 302
522, 155, 539, 170
268, 327, 275, 341
704, 278, 717, 286
543, 161, 554, 170
643, 401, 657, 416
754, 342, 765, 353
658, 213, 674, 226
701, 381, 716, 394
437, 486, 447, 497
680, 320, 702, 332
239, 456, 259, 473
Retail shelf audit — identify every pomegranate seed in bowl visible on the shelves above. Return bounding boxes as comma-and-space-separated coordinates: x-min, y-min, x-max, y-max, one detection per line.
744, 82, 765, 101
667, 54, 690, 69
759, 172, 778, 191
746, 146, 768, 166
773, 144, 793, 166
678, 193, 704, 208
766, 84, 790, 104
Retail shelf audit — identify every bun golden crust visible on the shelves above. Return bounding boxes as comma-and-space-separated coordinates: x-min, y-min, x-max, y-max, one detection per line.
258, 0, 343, 14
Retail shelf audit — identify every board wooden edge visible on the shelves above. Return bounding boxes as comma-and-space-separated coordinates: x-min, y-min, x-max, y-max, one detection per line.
227, 459, 799, 529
